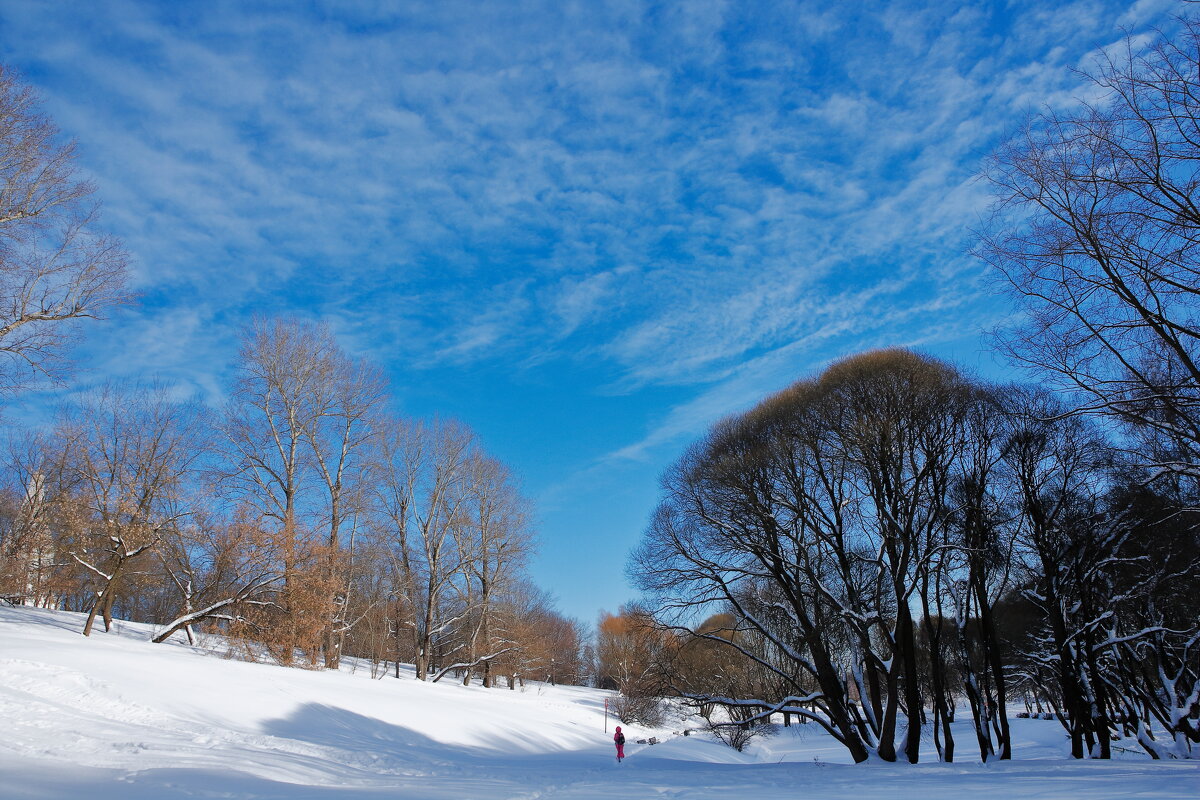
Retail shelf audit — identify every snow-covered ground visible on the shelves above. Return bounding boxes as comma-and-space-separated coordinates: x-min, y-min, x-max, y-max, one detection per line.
1, 606, 1195, 799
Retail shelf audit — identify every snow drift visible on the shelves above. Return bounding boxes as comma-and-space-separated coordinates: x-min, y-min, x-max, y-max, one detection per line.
1, 606, 1196, 799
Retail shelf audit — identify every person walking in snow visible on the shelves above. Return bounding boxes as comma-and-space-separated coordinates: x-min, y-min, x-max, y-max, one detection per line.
614, 725, 625, 762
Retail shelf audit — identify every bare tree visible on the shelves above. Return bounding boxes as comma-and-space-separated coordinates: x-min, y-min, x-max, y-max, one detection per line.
634, 380, 873, 761
151, 509, 282, 645
371, 413, 425, 678
826, 350, 973, 763
0, 65, 131, 393
219, 318, 334, 663
1000, 386, 1200, 760
303, 339, 386, 668
947, 388, 1017, 761
633, 349, 981, 764
452, 451, 533, 686
977, 22, 1200, 482
372, 415, 474, 680
58, 383, 199, 636
975, 18, 1200, 761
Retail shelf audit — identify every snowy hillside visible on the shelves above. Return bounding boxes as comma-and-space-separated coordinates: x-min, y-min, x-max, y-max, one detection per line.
1, 606, 1196, 800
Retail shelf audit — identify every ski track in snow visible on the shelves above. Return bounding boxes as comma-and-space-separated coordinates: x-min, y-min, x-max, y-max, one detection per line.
1, 606, 1197, 800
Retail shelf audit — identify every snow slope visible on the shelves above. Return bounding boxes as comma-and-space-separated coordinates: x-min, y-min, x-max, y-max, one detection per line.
1, 606, 1196, 799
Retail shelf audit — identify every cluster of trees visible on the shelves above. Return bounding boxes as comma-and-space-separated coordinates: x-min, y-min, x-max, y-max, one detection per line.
630, 18, 1200, 764
0, 65, 585, 687
597, 606, 781, 750
0, 319, 587, 686
595, 606, 672, 723
633, 351, 1197, 761
0, 319, 590, 690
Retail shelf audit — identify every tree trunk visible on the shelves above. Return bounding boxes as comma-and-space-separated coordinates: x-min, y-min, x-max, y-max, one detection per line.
975, 584, 1011, 759
102, 589, 116, 632
899, 606, 923, 763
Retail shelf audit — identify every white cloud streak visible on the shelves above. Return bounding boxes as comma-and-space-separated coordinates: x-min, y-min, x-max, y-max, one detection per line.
0, 0, 1178, 461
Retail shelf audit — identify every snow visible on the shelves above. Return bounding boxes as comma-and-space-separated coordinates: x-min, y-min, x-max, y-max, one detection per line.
2, 606, 1197, 799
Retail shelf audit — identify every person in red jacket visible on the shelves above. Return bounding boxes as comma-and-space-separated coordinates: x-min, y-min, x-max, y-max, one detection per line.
614, 726, 626, 762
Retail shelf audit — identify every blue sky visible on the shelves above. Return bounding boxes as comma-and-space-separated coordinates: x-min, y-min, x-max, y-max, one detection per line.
0, 0, 1179, 624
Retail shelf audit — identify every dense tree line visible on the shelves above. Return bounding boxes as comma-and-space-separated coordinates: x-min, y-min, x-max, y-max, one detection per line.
0, 318, 587, 687
632, 350, 1198, 762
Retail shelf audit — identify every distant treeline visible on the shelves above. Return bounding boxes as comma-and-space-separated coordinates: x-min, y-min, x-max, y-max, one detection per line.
0, 318, 589, 689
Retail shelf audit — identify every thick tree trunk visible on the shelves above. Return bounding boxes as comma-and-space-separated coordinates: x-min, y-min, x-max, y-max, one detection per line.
896, 605, 923, 763
975, 586, 1011, 759
810, 637, 872, 763
82, 593, 103, 637
102, 590, 116, 632
83, 559, 125, 637
323, 502, 342, 670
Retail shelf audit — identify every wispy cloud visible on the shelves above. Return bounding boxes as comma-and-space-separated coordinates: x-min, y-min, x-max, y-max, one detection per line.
0, 1, 1181, 615
4, 2, 1165, 378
